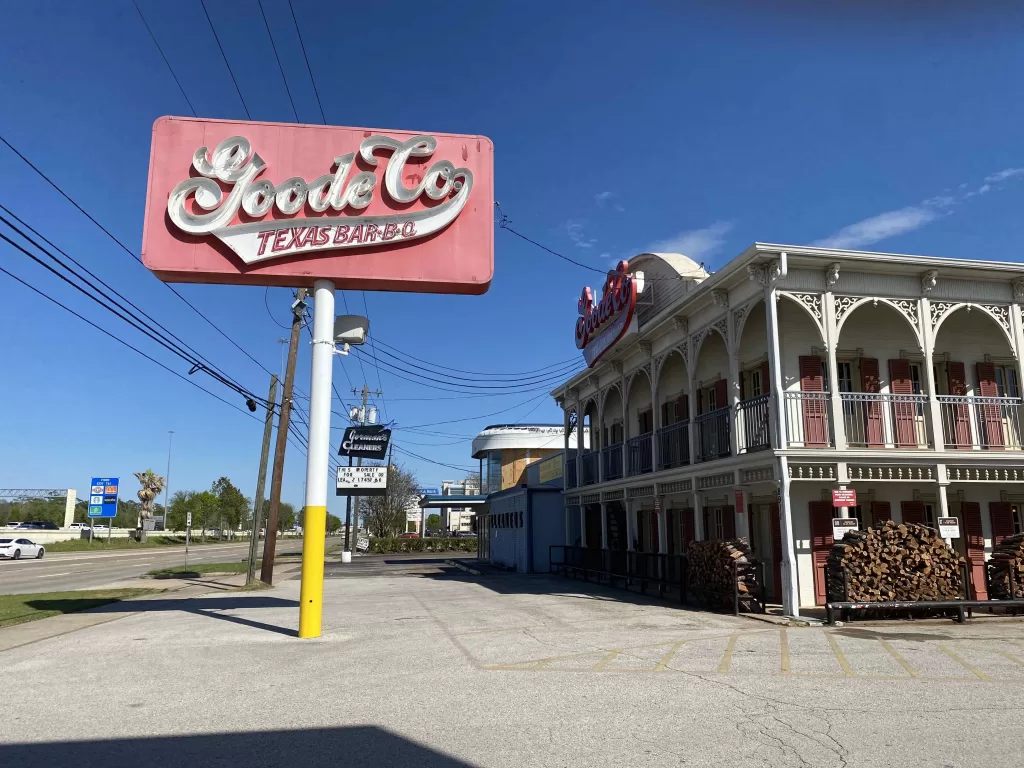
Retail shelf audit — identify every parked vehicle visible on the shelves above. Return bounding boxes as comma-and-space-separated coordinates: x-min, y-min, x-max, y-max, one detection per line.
68, 522, 90, 530
0, 538, 45, 559
12, 521, 59, 530
398, 532, 420, 539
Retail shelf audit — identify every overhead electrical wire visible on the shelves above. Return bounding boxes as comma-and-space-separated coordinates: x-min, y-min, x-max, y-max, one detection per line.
199, 0, 252, 120
370, 337, 580, 378
0, 133, 277, 381
131, 0, 197, 116
257, 0, 299, 122
398, 391, 555, 430
365, 343, 584, 385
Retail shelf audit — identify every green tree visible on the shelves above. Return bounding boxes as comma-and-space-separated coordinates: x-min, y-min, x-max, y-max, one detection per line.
326, 514, 342, 534
426, 513, 441, 532
211, 477, 249, 535
360, 464, 418, 538
167, 490, 219, 537
278, 501, 296, 532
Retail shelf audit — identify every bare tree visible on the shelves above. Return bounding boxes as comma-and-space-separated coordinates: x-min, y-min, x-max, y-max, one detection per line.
360, 463, 418, 538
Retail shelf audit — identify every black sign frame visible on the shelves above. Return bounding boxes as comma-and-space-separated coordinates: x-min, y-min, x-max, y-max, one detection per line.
338, 425, 392, 459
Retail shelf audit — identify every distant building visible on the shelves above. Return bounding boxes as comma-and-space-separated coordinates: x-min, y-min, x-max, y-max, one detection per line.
471, 424, 585, 495
440, 478, 481, 533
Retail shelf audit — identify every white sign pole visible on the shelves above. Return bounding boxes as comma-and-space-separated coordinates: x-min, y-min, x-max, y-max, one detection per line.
299, 279, 335, 640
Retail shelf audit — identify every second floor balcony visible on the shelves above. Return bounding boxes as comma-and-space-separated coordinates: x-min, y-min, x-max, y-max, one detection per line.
938, 395, 1024, 451
602, 443, 623, 481
695, 406, 731, 462
626, 433, 653, 476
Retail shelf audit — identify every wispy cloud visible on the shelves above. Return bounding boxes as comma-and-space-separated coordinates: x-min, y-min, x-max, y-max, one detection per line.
813, 167, 1024, 250
985, 168, 1024, 183
595, 190, 625, 213
563, 219, 598, 249
645, 221, 733, 262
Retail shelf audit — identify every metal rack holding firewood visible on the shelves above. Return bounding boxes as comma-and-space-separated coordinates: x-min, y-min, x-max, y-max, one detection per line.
686, 539, 766, 616
824, 521, 1024, 624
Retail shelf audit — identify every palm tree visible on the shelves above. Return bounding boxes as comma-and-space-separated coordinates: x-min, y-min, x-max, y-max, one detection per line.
134, 469, 165, 542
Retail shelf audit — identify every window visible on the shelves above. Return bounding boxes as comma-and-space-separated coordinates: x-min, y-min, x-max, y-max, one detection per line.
923, 503, 936, 527
1013, 504, 1023, 536
909, 364, 924, 396
604, 420, 624, 445
996, 366, 1020, 399
848, 505, 863, 528
749, 369, 763, 398
707, 387, 717, 411
486, 452, 502, 493
637, 408, 654, 434
702, 508, 724, 540
837, 362, 854, 393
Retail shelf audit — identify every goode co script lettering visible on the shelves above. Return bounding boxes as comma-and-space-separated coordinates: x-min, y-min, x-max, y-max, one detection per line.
167, 134, 473, 265
575, 260, 642, 366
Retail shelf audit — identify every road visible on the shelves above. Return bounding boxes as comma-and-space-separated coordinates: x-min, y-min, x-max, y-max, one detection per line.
0, 539, 307, 594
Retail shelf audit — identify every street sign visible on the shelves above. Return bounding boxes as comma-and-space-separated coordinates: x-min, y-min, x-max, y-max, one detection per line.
336, 465, 388, 497
832, 518, 858, 540
186, 511, 192, 528
88, 477, 119, 518
832, 488, 857, 507
416, 487, 439, 495
338, 425, 392, 459
938, 516, 961, 539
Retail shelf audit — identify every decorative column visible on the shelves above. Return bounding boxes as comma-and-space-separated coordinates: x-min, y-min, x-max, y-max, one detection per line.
625, 499, 636, 551
824, 264, 846, 449
597, 386, 606, 484
616, 361, 627, 479
657, 497, 668, 554
646, 343, 659, 473
693, 492, 704, 541
600, 501, 609, 549
580, 505, 587, 548
920, 291, 943, 450
688, 371, 699, 464
776, 456, 800, 617
1010, 279, 1024, 400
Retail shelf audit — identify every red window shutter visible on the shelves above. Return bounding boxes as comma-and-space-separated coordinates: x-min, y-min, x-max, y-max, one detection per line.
721, 505, 736, 540
681, 507, 695, 548
697, 389, 703, 415
859, 358, 883, 447
761, 361, 771, 395
799, 356, 827, 446
947, 362, 967, 396
871, 501, 892, 523
739, 374, 746, 401
946, 361, 972, 448
714, 379, 728, 409
990, 502, 1015, 545
666, 509, 677, 554
900, 500, 926, 525
661, 402, 670, 427
769, 502, 783, 600
888, 360, 917, 447
976, 362, 1005, 448
650, 510, 660, 553
962, 501, 988, 600
809, 500, 835, 605
677, 395, 689, 421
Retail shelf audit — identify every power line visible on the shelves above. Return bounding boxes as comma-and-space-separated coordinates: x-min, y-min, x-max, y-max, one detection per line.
361, 292, 389, 423
286, 0, 327, 123
132, 0, 197, 116
366, 343, 583, 384
398, 391, 554, 430
257, 0, 299, 122
0, 222, 268, 406
199, 0, 252, 120
0, 264, 261, 420
390, 443, 478, 473
0, 133, 276, 379
371, 337, 580, 378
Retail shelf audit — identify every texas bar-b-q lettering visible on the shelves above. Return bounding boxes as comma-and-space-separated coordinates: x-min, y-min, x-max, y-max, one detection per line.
166, 134, 474, 265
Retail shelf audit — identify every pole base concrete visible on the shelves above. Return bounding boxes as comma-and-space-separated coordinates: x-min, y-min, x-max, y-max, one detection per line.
341, 551, 352, 564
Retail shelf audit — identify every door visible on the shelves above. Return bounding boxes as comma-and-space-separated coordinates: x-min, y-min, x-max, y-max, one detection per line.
947, 362, 972, 448
768, 503, 783, 601
977, 363, 1005, 448
961, 502, 987, 600
681, 508, 695, 550
870, 501, 891, 524
809, 501, 835, 605
989, 502, 1016, 545
860, 358, 883, 447
901, 500, 926, 525
888, 359, 918, 447
995, 364, 1021, 448
649, 510, 660, 553
799, 356, 827, 447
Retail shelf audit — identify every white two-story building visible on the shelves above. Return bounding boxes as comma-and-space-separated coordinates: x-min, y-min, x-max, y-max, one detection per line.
552, 245, 1024, 615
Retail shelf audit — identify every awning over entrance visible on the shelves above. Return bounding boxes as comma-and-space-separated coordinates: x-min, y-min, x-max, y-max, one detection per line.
418, 494, 488, 508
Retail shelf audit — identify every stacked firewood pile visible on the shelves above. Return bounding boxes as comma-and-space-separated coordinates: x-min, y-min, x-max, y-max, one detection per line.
987, 534, 1024, 600
687, 539, 759, 601
826, 521, 963, 602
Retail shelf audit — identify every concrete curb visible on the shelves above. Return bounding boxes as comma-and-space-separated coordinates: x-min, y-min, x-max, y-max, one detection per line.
444, 559, 482, 576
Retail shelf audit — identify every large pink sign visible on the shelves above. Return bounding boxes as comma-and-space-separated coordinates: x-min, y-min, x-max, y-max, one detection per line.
142, 116, 493, 293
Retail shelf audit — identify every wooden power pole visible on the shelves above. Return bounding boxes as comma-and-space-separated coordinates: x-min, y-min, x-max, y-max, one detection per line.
246, 373, 278, 585
261, 288, 307, 584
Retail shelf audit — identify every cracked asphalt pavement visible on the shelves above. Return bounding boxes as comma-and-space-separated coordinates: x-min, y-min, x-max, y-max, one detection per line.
2, 553, 1022, 767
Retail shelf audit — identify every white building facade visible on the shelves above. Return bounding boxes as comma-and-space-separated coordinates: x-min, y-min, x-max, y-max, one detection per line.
553, 245, 1024, 615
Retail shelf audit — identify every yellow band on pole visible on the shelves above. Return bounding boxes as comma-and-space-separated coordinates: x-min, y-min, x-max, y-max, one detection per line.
298, 504, 327, 638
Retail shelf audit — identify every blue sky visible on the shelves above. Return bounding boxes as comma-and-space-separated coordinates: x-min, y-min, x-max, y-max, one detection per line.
2, 1, 1024, 514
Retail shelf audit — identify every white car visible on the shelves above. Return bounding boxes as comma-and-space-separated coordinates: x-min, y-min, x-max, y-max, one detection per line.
0, 537, 45, 560
69, 522, 90, 530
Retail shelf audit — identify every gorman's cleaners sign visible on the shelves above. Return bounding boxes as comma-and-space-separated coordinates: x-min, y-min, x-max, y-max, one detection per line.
338, 426, 392, 460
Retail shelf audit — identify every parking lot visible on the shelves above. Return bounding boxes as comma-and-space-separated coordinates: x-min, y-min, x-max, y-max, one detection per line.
3, 554, 1024, 767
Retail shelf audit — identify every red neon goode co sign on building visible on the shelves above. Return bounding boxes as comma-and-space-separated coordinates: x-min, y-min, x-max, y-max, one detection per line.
142, 117, 493, 293
575, 260, 645, 367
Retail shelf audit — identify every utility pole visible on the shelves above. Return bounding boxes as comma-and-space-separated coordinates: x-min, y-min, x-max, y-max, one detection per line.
346, 384, 382, 554
162, 430, 174, 531
247, 374, 278, 585
262, 288, 307, 584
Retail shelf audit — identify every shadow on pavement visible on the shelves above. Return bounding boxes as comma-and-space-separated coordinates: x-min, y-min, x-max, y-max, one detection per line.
0, 725, 479, 768
24, 595, 300, 638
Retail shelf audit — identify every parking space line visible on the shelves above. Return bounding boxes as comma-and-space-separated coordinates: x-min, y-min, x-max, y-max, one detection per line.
878, 638, 919, 678
717, 635, 738, 674
825, 633, 855, 677
780, 629, 790, 674
35, 572, 71, 578
655, 640, 686, 672
999, 651, 1024, 666
938, 645, 990, 681
592, 650, 622, 671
